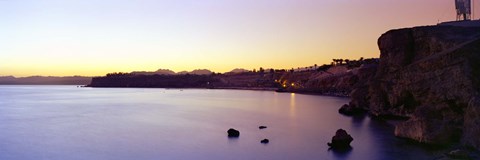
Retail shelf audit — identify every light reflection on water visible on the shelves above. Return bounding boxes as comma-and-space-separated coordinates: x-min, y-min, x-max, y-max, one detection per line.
0, 85, 441, 160
289, 93, 296, 118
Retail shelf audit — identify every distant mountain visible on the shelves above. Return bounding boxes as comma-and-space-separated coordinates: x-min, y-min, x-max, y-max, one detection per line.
131, 69, 213, 75
155, 69, 176, 75
0, 76, 92, 85
225, 68, 249, 74
176, 69, 212, 75
0, 76, 15, 81
131, 69, 175, 75
176, 71, 189, 75
189, 69, 212, 75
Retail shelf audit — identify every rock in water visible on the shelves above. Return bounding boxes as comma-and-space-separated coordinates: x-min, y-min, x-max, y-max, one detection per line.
227, 128, 240, 137
338, 104, 365, 116
328, 129, 353, 149
261, 139, 269, 144
259, 126, 267, 129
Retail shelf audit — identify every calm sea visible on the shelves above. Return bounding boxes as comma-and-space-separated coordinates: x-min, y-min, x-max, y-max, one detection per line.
0, 85, 441, 160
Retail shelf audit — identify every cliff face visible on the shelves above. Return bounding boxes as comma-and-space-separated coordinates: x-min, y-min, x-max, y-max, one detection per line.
350, 25, 480, 148
300, 65, 377, 96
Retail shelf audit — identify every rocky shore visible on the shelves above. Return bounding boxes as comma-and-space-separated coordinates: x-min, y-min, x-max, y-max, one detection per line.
346, 24, 480, 149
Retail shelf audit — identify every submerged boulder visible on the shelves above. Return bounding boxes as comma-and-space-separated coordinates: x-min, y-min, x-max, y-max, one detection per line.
328, 129, 353, 149
227, 128, 240, 137
261, 139, 269, 144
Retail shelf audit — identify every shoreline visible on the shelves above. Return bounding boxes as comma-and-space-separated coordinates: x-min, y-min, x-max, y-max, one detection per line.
209, 86, 278, 91
87, 85, 351, 98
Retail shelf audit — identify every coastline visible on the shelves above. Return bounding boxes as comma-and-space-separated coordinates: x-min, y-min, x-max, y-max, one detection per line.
87, 85, 351, 98
209, 86, 278, 91
84, 23, 480, 155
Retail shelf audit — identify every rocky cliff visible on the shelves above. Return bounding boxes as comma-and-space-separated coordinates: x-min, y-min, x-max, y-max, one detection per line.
349, 25, 480, 148
292, 65, 375, 96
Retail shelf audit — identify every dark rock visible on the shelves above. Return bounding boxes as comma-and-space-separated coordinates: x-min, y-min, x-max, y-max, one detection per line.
338, 104, 365, 116
347, 24, 480, 148
227, 128, 240, 137
346, 64, 378, 111
261, 139, 269, 144
259, 126, 267, 129
446, 149, 471, 159
327, 129, 353, 149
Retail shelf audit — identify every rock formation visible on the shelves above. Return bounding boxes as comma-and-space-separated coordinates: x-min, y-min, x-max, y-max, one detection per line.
348, 25, 480, 148
278, 61, 378, 96
338, 104, 366, 116
227, 128, 240, 137
327, 129, 354, 149
260, 139, 269, 144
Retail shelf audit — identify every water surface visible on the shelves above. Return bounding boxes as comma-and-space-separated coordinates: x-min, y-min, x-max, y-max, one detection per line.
0, 85, 440, 160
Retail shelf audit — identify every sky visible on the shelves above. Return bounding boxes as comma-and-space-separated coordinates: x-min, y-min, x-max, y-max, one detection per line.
0, 0, 476, 77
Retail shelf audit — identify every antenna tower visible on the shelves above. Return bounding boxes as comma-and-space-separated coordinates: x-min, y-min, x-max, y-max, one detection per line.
455, 0, 472, 20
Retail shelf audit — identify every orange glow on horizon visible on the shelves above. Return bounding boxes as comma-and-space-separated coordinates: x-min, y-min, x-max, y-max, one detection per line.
0, 0, 471, 77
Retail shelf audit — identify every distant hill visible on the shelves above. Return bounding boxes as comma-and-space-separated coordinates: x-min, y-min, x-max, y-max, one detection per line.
176, 71, 189, 75
0, 76, 92, 85
131, 69, 175, 75
189, 69, 212, 75
133, 69, 214, 75
176, 69, 213, 75
225, 68, 249, 75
